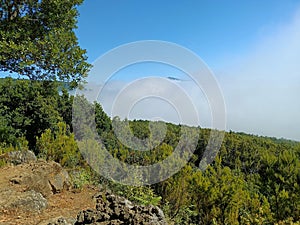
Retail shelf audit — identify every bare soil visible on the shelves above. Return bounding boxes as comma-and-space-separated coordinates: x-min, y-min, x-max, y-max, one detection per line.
0, 164, 99, 225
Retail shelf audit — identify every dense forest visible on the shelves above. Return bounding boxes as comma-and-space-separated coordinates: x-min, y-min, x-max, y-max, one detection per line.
0, 78, 299, 224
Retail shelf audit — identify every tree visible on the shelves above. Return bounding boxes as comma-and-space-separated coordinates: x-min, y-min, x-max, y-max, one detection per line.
158, 165, 194, 220
0, 78, 62, 149
0, 0, 91, 86
95, 102, 112, 136
58, 88, 74, 129
190, 157, 273, 225
259, 148, 300, 221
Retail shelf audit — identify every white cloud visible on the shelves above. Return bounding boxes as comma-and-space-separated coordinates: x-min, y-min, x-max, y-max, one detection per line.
219, 8, 300, 141
97, 77, 210, 127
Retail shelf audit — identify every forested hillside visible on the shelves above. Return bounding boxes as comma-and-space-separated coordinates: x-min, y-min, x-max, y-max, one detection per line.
0, 78, 299, 225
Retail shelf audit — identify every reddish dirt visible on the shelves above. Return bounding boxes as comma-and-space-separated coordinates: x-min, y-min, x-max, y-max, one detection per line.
0, 164, 99, 225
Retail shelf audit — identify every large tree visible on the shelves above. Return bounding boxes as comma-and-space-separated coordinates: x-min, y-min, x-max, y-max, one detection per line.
0, 0, 91, 86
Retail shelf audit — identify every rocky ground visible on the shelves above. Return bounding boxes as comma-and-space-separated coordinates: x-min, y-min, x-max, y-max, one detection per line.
75, 190, 166, 225
0, 151, 167, 225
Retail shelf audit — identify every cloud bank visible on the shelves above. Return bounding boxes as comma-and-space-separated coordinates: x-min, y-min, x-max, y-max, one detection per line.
84, 7, 300, 142
220, 8, 300, 141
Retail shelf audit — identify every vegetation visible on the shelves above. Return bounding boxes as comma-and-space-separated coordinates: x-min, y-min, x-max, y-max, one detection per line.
0, 0, 91, 86
0, 80, 299, 224
0, 1, 299, 223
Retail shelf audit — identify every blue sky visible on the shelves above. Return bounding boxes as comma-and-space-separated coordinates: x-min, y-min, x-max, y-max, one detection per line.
76, 0, 300, 69
75, 1, 300, 141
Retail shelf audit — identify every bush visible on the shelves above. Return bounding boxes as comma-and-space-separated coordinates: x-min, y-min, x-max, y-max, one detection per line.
36, 122, 81, 168
69, 168, 92, 190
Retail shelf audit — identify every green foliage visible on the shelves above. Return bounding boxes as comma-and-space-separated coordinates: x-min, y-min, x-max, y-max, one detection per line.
0, 136, 29, 167
190, 159, 273, 224
72, 95, 98, 141
259, 148, 300, 221
0, 78, 63, 149
0, 117, 17, 145
157, 165, 193, 218
275, 218, 300, 225
162, 203, 198, 225
0, 142, 14, 167
36, 122, 81, 168
84, 116, 299, 224
95, 102, 112, 135
0, 0, 91, 86
58, 88, 74, 129
112, 182, 162, 206
70, 168, 92, 190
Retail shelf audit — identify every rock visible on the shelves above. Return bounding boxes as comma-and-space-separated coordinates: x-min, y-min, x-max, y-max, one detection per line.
9, 160, 72, 197
74, 191, 167, 225
38, 216, 76, 225
46, 161, 72, 194
0, 150, 37, 165
0, 189, 47, 213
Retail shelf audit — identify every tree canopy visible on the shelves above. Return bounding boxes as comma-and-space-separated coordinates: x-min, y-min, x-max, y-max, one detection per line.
0, 0, 91, 86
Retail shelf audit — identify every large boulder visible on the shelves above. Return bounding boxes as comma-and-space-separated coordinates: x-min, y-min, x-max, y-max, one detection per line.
0, 189, 47, 213
9, 160, 72, 197
75, 191, 167, 225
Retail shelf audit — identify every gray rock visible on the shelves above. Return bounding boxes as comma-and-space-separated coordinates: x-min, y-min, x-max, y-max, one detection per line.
49, 168, 71, 194
0, 189, 47, 213
38, 216, 76, 225
9, 160, 71, 197
0, 150, 37, 165
75, 191, 167, 225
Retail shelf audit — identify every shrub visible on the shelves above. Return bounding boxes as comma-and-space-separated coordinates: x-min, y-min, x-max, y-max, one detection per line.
36, 122, 81, 168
